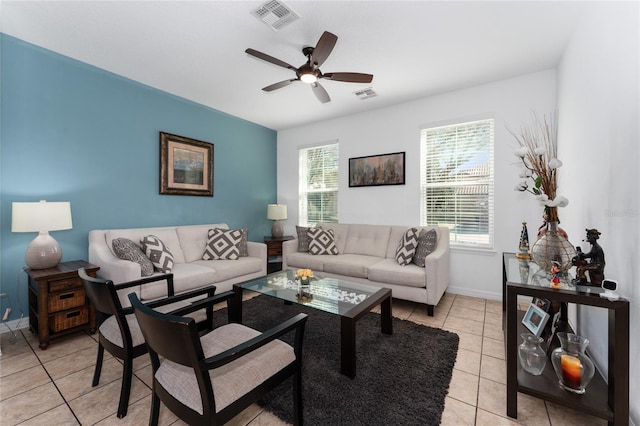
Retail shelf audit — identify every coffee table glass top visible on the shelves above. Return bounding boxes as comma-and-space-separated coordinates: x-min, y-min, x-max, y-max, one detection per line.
237, 270, 384, 315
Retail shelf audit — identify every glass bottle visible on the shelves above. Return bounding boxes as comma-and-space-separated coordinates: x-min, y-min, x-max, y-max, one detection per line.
550, 332, 596, 394
518, 333, 547, 375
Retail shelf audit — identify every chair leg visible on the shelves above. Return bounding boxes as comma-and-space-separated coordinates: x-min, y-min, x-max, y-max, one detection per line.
92, 343, 104, 387
293, 370, 303, 426
117, 357, 133, 418
150, 390, 161, 426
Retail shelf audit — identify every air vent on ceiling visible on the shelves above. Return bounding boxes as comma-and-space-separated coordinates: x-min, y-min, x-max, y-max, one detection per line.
354, 88, 378, 100
252, 0, 300, 31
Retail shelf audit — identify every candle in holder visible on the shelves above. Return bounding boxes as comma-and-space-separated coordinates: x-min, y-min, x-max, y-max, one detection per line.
561, 354, 582, 389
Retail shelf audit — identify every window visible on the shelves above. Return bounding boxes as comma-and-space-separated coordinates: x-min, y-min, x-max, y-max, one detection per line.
299, 142, 339, 226
420, 118, 494, 249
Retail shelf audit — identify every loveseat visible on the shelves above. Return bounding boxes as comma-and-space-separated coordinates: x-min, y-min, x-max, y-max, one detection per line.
88, 224, 267, 304
282, 223, 450, 315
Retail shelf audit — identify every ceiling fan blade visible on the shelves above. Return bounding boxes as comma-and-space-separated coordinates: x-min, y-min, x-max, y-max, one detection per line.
245, 48, 297, 71
311, 82, 331, 103
323, 72, 374, 83
262, 79, 298, 92
311, 31, 338, 67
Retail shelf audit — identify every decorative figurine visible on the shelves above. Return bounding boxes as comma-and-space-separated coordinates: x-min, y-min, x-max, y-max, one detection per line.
572, 229, 606, 286
550, 261, 562, 288
515, 222, 531, 283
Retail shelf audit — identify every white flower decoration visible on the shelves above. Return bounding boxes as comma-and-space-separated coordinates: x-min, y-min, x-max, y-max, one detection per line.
514, 181, 528, 191
534, 147, 546, 156
548, 158, 563, 169
514, 147, 528, 158
519, 169, 533, 178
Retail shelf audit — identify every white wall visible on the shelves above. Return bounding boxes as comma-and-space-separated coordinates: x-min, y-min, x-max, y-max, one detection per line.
557, 2, 639, 424
277, 70, 557, 300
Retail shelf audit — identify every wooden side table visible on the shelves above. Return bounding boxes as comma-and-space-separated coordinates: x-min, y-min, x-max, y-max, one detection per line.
264, 236, 294, 273
27, 260, 100, 349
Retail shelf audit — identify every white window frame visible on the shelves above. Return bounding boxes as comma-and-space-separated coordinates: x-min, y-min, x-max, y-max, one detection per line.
420, 118, 495, 249
298, 141, 339, 226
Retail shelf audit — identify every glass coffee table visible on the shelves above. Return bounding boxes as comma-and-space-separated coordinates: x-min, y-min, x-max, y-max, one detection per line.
232, 270, 392, 378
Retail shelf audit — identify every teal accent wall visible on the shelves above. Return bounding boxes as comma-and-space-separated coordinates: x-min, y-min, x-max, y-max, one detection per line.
0, 34, 277, 321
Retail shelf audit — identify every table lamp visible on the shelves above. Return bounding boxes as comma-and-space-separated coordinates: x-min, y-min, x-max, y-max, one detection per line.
267, 204, 287, 238
11, 200, 73, 269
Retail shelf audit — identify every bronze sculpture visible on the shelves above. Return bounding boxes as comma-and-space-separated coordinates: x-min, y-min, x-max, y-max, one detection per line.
572, 228, 605, 285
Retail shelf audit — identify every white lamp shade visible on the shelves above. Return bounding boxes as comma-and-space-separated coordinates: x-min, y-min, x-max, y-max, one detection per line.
12, 201, 73, 232
267, 204, 287, 221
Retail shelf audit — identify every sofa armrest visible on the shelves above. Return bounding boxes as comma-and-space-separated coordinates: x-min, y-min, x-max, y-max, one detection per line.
423, 227, 450, 306
247, 241, 268, 276
282, 239, 299, 270
88, 230, 142, 284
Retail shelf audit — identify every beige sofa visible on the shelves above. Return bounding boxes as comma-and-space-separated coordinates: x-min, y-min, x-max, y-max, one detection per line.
88, 224, 266, 304
283, 223, 450, 316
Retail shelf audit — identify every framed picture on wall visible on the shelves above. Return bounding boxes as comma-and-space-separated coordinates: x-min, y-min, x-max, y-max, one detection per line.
348, 151, 405, 187
160, 132, 214, 196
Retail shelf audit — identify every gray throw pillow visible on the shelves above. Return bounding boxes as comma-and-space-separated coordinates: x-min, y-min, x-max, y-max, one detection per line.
213, 227, 248, 257
140, 235, 174, 273
308, 228, 339, 255
112, 237, 154, 276
296, 225, 311, 252
412, 229, 438, 267
395, 228, 419, 266
203, 228, 242, 260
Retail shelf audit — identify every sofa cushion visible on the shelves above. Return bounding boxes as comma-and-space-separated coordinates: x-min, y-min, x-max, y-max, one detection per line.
203, 228, 242, 260
308, 228, 339, 255
395, 228, 419, 266
343, 224, 391, 258
106, 228, 186, 264
413, 228, 438, 267
238, 228, 249, 257
368, 259, 426, 288
295, 225, 312, 252
111, 238, 154, 276
177, 224, 228, 263
284, 252, 327, 271
193, 257, 263, 282
140, 263, 217, 300
317, 223, 350, 253
140, 235, 175, 273
322, 254, 382, 278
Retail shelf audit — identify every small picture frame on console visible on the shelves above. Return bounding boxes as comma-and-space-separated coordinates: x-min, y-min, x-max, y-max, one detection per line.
532, 297, 551, 312
522, 303, 550, 337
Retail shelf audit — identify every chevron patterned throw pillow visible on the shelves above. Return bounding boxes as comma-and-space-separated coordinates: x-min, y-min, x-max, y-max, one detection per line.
307, 227, 339, 255
203, 228, 243, 260
396, 228, 419, 266
140, 235, 175, 273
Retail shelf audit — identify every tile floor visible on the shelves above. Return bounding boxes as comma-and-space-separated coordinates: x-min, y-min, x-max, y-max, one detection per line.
0, 293, 607, 425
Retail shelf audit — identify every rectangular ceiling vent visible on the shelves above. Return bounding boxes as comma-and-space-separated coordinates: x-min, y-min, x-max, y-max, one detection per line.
252, 0, 300, 31
354, 88, 378, 100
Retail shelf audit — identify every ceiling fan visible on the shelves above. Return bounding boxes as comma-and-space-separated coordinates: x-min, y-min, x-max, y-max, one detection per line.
245, 31, 374, 103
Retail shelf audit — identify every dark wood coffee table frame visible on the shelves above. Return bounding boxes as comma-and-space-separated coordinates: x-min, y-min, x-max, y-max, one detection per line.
232, 281, 392, 379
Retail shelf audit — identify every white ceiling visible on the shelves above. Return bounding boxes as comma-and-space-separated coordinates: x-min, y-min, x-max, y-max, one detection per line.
1, 1, 590, 131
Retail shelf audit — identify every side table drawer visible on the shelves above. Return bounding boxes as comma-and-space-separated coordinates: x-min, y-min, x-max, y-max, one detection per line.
267, 246, 282, 256
49, 307, 89, 332
49, 277, 82, 293
48, 288, 86, 312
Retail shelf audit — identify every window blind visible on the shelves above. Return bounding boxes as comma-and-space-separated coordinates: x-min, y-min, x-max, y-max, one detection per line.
420, 119, 494, 248
299, 142, 339, 226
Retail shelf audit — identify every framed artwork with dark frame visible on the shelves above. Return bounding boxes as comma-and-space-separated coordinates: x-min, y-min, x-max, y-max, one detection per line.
160, 132, 214, 196
348, 151, 405, 187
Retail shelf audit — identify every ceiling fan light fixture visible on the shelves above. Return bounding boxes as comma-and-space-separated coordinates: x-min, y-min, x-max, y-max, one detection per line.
300, 72, 318, 84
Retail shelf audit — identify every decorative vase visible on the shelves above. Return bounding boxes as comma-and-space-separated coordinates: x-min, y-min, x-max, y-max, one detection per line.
550, 332, 595, 394
531, 220, 577, 273
518, 333, 547, 375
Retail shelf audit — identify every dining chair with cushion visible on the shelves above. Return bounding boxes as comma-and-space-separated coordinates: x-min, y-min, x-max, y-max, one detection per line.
78, 268, 217, 418
128, 291, 308, 426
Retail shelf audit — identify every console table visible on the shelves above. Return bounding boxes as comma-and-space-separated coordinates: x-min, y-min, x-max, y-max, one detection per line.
503, 253, 629, 425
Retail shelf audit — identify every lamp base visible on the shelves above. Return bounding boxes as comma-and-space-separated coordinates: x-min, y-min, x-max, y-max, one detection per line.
25, 232, 62, 270
271, 220, 284, 238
